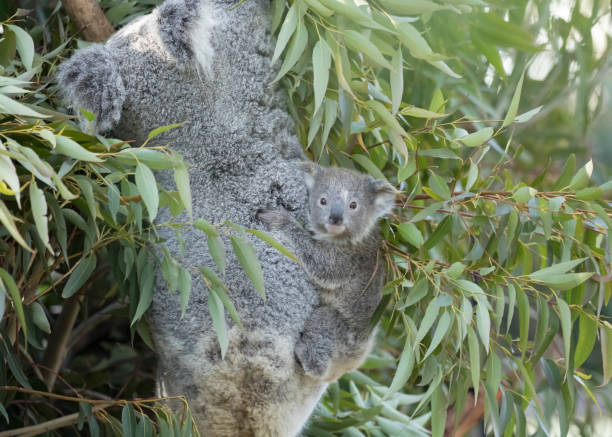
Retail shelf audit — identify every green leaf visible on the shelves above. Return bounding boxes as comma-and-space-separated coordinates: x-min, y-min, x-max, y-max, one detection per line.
212, 285, 243, 330
431, 382, 447, 437
6, 24, 34, 70
416, 299, 439, 344
410, 201, 443, 223
0, 143, 20, 206
146, 122, 185, 142
466, 161, 478, 191
574, 314, 597, 368
271, 1, 300, 65
54, 135, 103, 162
400, 106, 447, 119
395, 22, 433, 59
423, 311, 451, 361
365, 100, 408, 138
74, 175, 97, 223
428, 173, 450, 200
303, 0, 333, 16
194, 218, 219, 238
29, 179, 52, 252
532, 273, 594, 291
178, 267, 192, 317
422, 215, 452, 250
0, 199, 31, 251
397, 222, 424, 248
390, 47, 403, 114
553, 154, 576, 190
380, 0, 447, 15
30, 301, 50, 334
121, 404, 137, 437
528, 258, 587, 281
515, 105, 543, 123
322, 98, 338, 146
467, 326, 480, 401
455, 279, 484, 298
385, 335, 414, 398
458, 127, 493, 147
209, 287, 229, 358
345, 30, 393, 70
273, 17, 308, 82
601, 324, 612, 384
568, 160, 593, 190
516, 285, 529, 356
131, 262, 155, 326
502, 68, 525, 128
0, 94, 47, 118
231, 235, 265, 301
556, 297, 572, 373
0, 268, 27, 342
246, 228, 299, 263
352, 154, 385, 179
418, 148, 460, 160
313, 39, 332, 114
62, 255, 97, 298
513, 186, 536, 204
318, 0, 370, 22
207, 235, 227, 276
476, 298, 490, 352
135, 163, 159, 222
575, 187, 602, 201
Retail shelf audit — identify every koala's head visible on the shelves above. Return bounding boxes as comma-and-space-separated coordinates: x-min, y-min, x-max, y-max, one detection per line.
300, 162, 398, 243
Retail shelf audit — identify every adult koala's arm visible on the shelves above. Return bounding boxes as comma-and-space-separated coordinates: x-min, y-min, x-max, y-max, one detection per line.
56, 45, 126, 133
57, 0, 215, 134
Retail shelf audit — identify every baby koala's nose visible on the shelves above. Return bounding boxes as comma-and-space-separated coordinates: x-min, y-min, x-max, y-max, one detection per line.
329, 214, 343, 225
329, 203, 344, 225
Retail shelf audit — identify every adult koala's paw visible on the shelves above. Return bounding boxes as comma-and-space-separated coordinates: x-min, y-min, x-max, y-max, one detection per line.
57, 44, 125, 134
256, 207, 291, 230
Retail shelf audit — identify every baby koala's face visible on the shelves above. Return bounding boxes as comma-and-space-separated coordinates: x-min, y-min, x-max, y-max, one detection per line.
302, 163, 397, 243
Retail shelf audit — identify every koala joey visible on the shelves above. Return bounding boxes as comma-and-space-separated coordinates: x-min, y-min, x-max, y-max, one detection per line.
257, 162, 398, 381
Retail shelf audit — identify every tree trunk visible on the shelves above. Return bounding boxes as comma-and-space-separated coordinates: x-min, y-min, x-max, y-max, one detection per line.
61, 0, 114, 42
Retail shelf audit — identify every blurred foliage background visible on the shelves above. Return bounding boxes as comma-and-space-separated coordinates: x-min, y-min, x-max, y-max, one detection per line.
0, 0, 611, 436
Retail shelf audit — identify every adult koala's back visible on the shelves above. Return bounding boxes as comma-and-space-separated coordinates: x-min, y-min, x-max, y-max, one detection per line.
59, 0, 330, 435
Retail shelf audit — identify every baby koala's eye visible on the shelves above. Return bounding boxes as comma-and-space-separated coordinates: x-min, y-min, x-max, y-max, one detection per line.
349, 201, 357, 209
320, 197, 327, 206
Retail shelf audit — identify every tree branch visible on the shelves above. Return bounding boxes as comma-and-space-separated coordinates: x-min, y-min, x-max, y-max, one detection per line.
40, 294, 83, 391
0, 403, 112, 437
61, 0, 114, 42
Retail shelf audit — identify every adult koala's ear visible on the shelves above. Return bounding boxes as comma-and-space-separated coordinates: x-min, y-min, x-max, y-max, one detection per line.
370, 178, 398, 217
299, 161, 319, 190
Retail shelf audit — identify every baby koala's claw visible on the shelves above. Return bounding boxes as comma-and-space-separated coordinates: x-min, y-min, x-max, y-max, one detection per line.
256, 207, 290, 230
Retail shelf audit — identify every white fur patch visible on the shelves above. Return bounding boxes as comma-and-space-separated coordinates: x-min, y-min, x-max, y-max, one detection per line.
191, 3, 218, 76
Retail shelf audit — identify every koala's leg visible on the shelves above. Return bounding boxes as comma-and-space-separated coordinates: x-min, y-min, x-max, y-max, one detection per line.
56, 44, 125, 134
295, 305, 343, 380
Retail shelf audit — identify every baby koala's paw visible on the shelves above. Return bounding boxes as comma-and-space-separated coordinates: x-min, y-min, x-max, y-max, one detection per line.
256, 207, 291, 230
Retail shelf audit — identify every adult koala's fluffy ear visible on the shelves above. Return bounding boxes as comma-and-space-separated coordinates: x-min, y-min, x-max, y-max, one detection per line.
370, 178, 398, 217
299, 161, 320, 190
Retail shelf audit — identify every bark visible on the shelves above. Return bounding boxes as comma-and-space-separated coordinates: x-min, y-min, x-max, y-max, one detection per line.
61, 0, 114, 42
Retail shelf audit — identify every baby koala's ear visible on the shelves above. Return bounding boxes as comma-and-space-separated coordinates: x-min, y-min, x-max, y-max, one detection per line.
370, 178, 398, 217
299, 161, 319, 190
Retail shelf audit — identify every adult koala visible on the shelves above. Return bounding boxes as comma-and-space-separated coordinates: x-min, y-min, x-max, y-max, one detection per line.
58, 0, 376, 435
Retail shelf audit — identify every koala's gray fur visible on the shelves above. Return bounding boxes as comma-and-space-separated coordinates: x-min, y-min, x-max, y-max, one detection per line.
257, 164, 397, 381
56, 0, 383, 435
